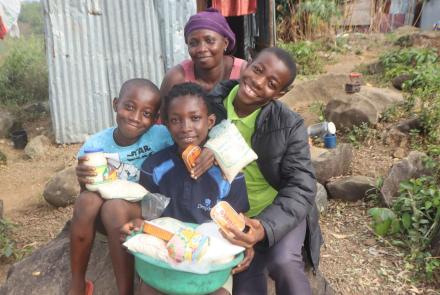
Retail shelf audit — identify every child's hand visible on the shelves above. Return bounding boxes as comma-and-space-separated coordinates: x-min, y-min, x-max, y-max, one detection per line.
220, 215, 266, 248
232, 247, 254, 274
119, 218, 144, 242
191, 147, 215, 179
76, 156, 96, 185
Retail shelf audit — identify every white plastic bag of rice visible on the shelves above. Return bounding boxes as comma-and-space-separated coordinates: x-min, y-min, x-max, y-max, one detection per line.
205, 119, 258, 183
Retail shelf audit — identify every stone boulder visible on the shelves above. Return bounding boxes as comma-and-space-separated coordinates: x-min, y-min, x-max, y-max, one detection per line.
380, 151, 432, 206
311, 144, 353, 184
0, 109, 14, 138
325, 86, 404, 130
395, 117, 422, 133
0, 222, 128, 295
43, 166, 79, 207
326, 176, 376, 202
382, 127, 408, 148
391, 73, 411, 90
395, 30, 440, 53
316, 183, 329, 214
24, 135, 51, 159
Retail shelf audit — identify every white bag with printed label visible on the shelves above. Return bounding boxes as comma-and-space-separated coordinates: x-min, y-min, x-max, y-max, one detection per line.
205, 120, 258, 183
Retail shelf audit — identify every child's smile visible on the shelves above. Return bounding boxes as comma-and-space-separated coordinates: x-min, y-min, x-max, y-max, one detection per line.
166, 94, 215, 152
235, 51, 291, 116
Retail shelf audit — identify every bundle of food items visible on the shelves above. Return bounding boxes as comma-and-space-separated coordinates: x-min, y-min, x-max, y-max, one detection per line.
124, 201, 247, 274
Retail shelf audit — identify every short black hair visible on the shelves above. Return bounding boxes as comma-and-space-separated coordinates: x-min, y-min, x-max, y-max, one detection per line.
257, 47, 297, 89
161, 82, 213, 122
118, 78, 159, 99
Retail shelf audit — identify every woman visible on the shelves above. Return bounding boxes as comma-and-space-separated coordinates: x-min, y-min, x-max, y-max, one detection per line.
160, 8, 247, 96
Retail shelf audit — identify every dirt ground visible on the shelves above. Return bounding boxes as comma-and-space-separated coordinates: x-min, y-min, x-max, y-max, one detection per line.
0, 41, 439, 294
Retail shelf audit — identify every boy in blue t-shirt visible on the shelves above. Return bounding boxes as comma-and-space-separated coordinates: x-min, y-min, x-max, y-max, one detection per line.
120, 82, 249, 295
69, 79, 173, 295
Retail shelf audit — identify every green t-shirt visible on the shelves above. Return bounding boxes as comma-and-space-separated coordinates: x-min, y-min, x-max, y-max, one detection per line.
224, 85, 278, 217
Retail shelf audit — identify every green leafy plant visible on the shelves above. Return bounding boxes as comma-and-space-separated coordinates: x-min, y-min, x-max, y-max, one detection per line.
0, 36, 48, 106
370, 176, 440, 280
376, 48, 440, 144
276, 0, 341, 41
308, 101, 325, 122
279, 41, 323, 75
368, 207, 400, 236
346, 122, 371, 147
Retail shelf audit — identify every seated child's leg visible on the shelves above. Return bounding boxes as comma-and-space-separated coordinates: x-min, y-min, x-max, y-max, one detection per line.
101, 199, 142, 295
139, 282, 165, 295
233, 249, 269, 295
267, 219, 311, 295
69, 190, 104, 295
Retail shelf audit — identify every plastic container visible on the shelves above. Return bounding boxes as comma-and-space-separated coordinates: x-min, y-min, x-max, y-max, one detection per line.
83, 148, 109, 191
10, 129, 28, 149
307, 122, 336, 137
130, 223, 244, 295
324, 134, 337, 149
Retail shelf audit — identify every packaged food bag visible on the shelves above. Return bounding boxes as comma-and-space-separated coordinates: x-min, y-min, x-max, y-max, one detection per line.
96, 179, 147, 202
205, 120, 258, 182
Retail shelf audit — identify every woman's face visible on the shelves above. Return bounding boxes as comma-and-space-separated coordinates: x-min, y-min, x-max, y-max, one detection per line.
186, 29, 228, 70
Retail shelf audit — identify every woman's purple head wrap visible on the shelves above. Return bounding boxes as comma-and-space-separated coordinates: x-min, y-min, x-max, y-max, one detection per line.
184, 8, 236, 53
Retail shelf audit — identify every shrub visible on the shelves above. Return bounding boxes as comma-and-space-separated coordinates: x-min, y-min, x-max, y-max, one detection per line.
0, 36, 48, 106
369, 175, 440, 280
279, 41, 323, 75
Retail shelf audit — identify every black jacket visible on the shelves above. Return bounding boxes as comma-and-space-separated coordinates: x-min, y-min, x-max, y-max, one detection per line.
208, 80, 323, 270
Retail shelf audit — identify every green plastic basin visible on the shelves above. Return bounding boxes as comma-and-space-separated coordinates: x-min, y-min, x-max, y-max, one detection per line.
128, 225, 244, 295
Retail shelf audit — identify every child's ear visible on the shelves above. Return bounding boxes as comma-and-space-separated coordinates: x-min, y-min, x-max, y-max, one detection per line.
207, 114, 216, 130
112, 97, 118, 112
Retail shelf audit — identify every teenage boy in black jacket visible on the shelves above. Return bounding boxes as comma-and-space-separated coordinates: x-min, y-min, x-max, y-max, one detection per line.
208, 47, 323, 295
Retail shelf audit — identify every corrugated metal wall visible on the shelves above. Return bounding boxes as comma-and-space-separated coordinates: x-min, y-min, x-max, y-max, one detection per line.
42, 0, 195, 143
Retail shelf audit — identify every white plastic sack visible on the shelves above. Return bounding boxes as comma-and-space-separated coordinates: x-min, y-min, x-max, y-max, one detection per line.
92, 179, 148, 202
196, 222, 245, 265
205, 120, 258, 183
123, 234, 170, 263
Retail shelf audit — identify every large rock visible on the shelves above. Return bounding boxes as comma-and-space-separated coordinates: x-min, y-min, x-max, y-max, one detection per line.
326, 176, 375, 202
324, 86, 404, 130
382, 127, 408, 148
24, 135, 51, 159
311, 144, 353, 184
395, 117, 422, 133
394, 30, 440, 53
281, 74, 348, 108
0, 222, 124, 295
43, 166, 79, 207
380, 151, 432, 206
0, 109, 14, 138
